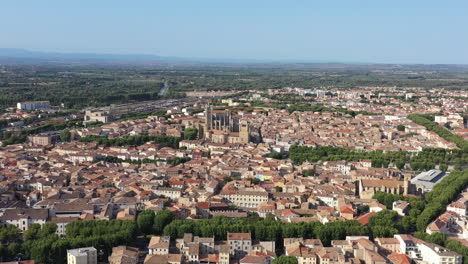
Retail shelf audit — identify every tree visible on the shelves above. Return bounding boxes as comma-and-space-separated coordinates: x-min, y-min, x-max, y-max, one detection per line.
137, 210, 155, 234
267, 152, 283, 159
357, 205, 369, 215
39, 222, 57, 238
250, 178, 261, 185
439, 164, 448, 172
272, 255, 298, 264
7, 242, 21, 260
397, 125, 405, 131
23, 223, 41, 241
223, 176, 233, 184
395, 159, 406, 170
0, 225, 20, 243
302, 169, 315, 177
60, 129, 71, 142
153, 210, 174, 235
184, 127, 198, 140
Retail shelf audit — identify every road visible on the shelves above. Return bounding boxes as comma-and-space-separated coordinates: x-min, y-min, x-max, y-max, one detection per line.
158, 81, 169, 96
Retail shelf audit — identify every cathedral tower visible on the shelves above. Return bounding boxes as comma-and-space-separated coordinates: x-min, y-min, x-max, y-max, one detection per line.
239, 119, 249, 143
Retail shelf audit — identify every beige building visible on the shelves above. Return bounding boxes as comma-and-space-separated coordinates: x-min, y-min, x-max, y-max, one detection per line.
148, 236, 170, 255
228, 233, 252, 259
67, 247, 97, 264
202, 105, 250, 144
108, 246, 139, 264
84, 109, 112, 124
222, 190, 269, 208
357, 179, 408, 199
0, 208, 48, 231
28, 135, 54, 146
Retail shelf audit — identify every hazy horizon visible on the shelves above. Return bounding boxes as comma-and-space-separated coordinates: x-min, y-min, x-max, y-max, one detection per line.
2, 1, 468, 64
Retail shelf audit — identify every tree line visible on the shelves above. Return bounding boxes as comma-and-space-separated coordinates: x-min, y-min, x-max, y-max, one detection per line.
80, 134, 180, 148
289, 145, 467, 171
1, 118, 90, 146
408, 114, 468, 151
0, 220, 136, 263
96, 155, 190, 166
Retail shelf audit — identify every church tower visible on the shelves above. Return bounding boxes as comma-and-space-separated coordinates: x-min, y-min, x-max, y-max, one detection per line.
239, 119, 249, 143
204, 105, 213, 140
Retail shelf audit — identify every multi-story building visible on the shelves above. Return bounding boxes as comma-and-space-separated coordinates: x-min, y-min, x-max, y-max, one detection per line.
108, 246, 139, 264
0, 208, 48, 231
67, 247, 97, 264
418, 243, 463, 264
84, 109, 112, 124
148, 236, 171, 255
222, 190, 269, 209
17, 101, 51, 111
228, 232, 252, 259
28, 135, 54, 146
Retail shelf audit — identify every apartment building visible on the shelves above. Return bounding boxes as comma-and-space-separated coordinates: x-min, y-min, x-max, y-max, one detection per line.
222, 190, 269, 208
67, 247, 97, 264
17, 101, 51, 111
228, 233, 252, 259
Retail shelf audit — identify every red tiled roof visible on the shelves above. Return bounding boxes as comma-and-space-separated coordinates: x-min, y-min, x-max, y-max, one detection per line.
357, 212, 376, 225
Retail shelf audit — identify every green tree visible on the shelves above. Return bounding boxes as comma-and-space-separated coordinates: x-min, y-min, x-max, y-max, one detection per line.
272, 255, 298, 264
153, 210, 174, 235
138, 210, 155, 234
302, 169, 315, 177
439, 164, 448, 172
397, 125, 405, 131
23, 223, 41, 241
267, 152, 283, 159
60, 129, 71, 142
184, 127, 198, 140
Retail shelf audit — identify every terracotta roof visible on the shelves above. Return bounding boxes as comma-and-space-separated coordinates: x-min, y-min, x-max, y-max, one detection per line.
356, 212, 376, 225
228, 233, 251, 240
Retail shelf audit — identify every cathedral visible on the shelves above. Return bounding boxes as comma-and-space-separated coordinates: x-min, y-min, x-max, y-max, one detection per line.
201, 105, 250, 144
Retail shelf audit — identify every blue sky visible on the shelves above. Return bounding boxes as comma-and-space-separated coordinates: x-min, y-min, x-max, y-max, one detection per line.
2, 0, 468, 64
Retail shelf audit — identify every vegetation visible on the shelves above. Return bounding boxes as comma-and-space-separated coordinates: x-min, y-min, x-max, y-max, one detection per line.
0, 220, 137, 264
1, 117, 88, 146
137, 209, 174, 235
272, 255, 298, 264
80, 134, 180, 148
60, 129, 71, 142
371, 171, 468, 234
289, 145, 467, 170
2, 64, 468, 110
408, 114, 468, 151
267, 152, 283, 159
302, 169, 315, 177
96, 155, 190, 166
372, 193, 425, 233
183, 127, 198, 140
416, 170, 468, 231
162, 214, 367, 254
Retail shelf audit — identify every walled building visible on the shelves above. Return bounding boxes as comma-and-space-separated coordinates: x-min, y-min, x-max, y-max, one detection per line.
202, 105, 250, 144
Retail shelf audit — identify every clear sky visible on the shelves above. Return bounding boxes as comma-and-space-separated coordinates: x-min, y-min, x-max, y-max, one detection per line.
2, 0, 468, 64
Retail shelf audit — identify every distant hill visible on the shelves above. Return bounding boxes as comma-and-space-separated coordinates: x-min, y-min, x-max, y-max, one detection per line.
0, 48, 185, 64
0, 48, 467, 69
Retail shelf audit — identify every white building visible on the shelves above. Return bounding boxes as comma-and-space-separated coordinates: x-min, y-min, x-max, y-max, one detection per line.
0, 208, 48, 231
17, 101, 51, 110
67, 247, 98, 264
418, 243, 462, 264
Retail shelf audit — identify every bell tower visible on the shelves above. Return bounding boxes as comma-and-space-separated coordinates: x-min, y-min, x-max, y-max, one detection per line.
239, 119, 249, 143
